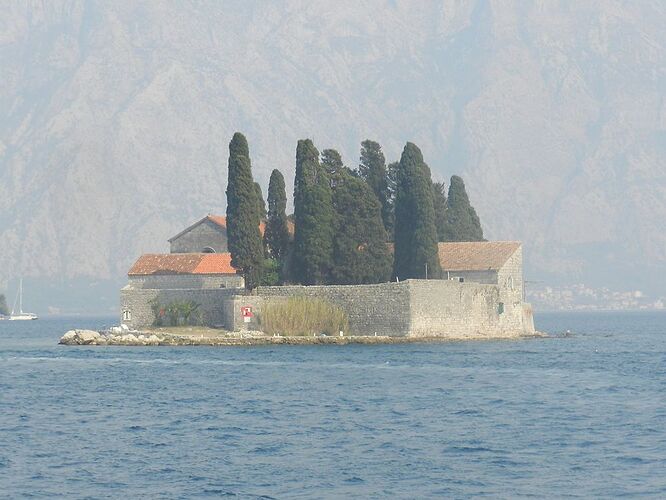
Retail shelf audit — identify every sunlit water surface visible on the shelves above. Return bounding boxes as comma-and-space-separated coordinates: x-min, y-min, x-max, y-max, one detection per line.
1, 312, 665, 498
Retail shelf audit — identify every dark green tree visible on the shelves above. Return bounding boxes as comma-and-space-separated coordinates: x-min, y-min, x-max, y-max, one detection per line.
321, 148, 346, 189
432, 181, 448, 241
384, 160, 399, 240
254, 182, 267, 220
359, 140, 391, 236
292, 139, 335, 285
393, 142, 441, 280
264, 169, 291, 269
260, 258, 281, 286
440, 175, 484, 241
331, 173, 392, 284
0, 294, 8, 316
226, 132, 264, 290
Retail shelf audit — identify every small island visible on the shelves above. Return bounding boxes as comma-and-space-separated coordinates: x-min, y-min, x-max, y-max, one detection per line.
61, 135, 538, 346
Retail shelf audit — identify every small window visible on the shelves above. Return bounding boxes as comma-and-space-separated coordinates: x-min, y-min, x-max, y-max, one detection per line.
202, 247, 216, 253
508, 276, 514, 291
498, 302, 504, 314
122, 310, 131, 321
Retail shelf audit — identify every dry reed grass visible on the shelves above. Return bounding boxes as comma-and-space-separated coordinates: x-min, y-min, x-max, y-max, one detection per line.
260, 297, 349, 336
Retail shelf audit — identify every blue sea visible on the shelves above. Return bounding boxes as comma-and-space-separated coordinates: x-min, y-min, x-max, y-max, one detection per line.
1, 312, 665, 498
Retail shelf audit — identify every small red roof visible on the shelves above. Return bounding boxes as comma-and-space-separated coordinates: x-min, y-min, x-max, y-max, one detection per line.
438, 241, 521, 271
128, 253, 237, 276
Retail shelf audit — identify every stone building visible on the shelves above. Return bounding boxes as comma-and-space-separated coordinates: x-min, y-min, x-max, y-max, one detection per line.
127, 253, 243, 290
168, 214, 291, 254
120, 213, 535, 337
169, 215, 235, 254
437, 241, 527, 335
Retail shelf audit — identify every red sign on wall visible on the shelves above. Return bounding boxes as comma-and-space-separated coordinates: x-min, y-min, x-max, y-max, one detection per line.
241, 306, 253, 318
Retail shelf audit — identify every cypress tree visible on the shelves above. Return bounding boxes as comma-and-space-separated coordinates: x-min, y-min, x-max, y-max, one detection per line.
359, 140, 391, 236
393, 142, 441, 280
264, 169, 290, 263
441, 175, 484, 241
254, 182, 267, 220
321, 148, 345, 189
226, 132, 264, 290
331, 173, 392, 284
384, 161, 399, 241
292, 139, 335, 285
432, 181, 447, 241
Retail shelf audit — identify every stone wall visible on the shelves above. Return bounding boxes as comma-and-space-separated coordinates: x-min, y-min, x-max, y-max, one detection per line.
170, 219, 228, 253
128, 274, 243, 290
120, 286, 237, 329
440, 269, 497, 284
121, 278, 535, 338
407, 280, 530, 337
256, 282, 412, 336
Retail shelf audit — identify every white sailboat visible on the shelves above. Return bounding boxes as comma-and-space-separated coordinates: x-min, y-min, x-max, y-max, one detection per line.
8, 279, 38, 320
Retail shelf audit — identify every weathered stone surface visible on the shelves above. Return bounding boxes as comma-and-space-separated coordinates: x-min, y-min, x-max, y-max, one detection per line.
121, 278, 536, 339
59, 329, 101, 345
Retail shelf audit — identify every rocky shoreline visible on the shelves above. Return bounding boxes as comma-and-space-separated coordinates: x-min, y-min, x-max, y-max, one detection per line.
59, 327, 546, 346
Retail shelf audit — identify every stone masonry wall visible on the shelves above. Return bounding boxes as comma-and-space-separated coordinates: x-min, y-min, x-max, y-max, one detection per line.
408, 280, 505, 337
121, 278, 533, 337
496, 246, 531, 333
128, 274, 243, 290
170, 220, 228, 253
120, 286, 237, 329
441, 269, 497, 284
256, 282, 413, 336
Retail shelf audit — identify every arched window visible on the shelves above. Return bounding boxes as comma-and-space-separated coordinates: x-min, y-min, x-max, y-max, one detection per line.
508, 276, 514, 291
202, 247, 216, 253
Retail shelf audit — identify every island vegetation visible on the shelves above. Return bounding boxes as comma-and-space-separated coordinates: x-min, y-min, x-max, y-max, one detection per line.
224, 133, 484, 291
260, 297, 349, 337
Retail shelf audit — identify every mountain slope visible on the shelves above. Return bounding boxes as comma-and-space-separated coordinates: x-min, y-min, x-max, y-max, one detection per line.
1, 0, 664, 312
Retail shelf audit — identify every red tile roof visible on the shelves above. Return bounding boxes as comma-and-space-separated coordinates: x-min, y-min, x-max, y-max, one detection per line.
128, 253, 238, 276
438, 241, 521, 271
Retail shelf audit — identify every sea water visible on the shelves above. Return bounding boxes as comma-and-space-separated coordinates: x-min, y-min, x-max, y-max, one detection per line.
1, 312, 665, 498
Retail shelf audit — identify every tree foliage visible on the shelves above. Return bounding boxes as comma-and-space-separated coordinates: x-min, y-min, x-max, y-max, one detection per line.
0, 294, 8, 316
292, 139, 335, 285
264, 169, 290, 266
359, 140, 392, 237
225, 132, 264, 290
440, 175, 484, 242
331, 173, 392, 284
393, 142, 441, 280
432, 181, 448, 241
254, 182, 266, 220
321, 148, 346, 189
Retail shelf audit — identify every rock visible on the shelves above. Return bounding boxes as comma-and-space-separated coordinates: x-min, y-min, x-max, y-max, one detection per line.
146, 335, 161, 345
77, 330, 101, 344
59, 330, 78, 344
120, 333, 139, 345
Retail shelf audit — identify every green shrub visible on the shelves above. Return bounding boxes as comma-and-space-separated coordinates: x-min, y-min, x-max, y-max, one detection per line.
149, 299, 201, 327
260, 297, 349, 336
260, 258, 281, 286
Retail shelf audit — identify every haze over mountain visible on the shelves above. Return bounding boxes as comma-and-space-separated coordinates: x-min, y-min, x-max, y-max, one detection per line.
1, 1, 664, 313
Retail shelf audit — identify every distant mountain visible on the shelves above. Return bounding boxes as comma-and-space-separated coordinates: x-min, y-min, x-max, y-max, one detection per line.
1, 1, 664, 313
